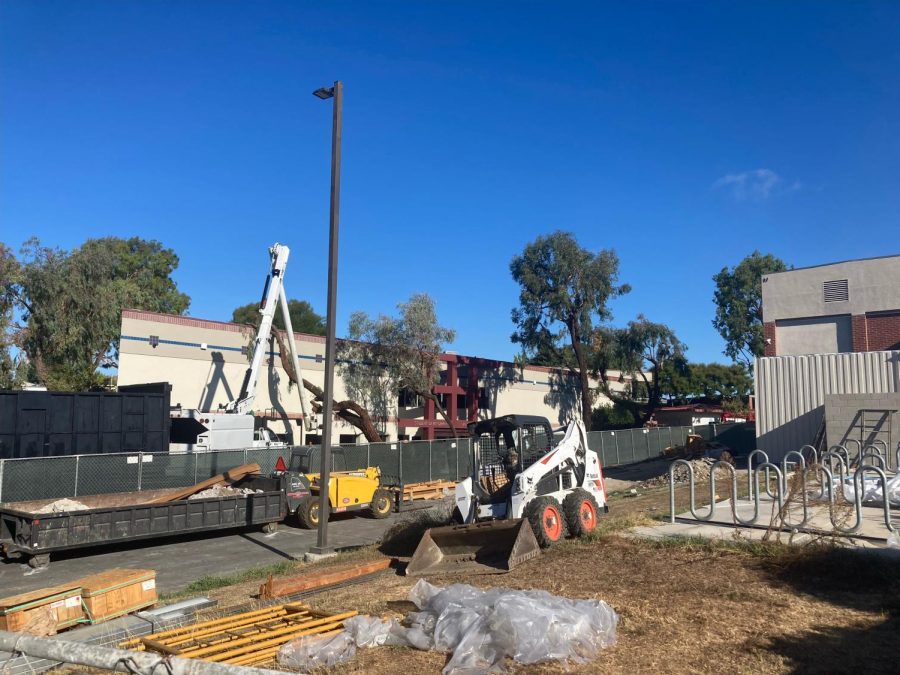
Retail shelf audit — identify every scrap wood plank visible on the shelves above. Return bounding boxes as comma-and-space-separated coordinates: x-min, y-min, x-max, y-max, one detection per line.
148, 463, 261, 503
402, 479, 456, 501
259, 558, 392, 600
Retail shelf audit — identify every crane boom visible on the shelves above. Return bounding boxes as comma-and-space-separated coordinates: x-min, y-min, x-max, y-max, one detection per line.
226, 244, 314, 431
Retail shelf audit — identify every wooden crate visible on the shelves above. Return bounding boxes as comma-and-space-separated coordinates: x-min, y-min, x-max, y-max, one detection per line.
0, 584, 84, 635
77, 568, 157, 624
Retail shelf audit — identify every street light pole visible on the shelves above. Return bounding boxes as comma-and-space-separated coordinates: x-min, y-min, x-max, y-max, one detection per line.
311, 80, 342, 554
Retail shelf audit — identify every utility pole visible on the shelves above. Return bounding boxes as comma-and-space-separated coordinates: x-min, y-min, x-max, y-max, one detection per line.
310, 81, 342, 554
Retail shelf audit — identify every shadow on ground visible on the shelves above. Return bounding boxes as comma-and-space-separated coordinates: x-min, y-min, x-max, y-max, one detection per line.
759, 546, 900, 673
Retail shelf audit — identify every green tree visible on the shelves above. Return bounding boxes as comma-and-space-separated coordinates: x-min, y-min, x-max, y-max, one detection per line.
510, 231, 630, 430
658, 361, 753, 409
232, 299, 325, 335
0, 243, 20, 388
342, 293, 457, 435
13, 237, 190, 390
611, 315, 687, 420
713, 251, 788, 367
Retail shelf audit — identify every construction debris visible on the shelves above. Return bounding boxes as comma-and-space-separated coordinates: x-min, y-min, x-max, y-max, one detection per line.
188, 485, 262, 500
148, 463, 261, 503
640, 458, 722, 488
122, 602, 357, 667
33, 498, 89, 514
402, 480, 456, 502
259, 559, 391, 600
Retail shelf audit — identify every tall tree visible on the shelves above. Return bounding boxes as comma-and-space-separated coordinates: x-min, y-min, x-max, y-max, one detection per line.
342, 293, 457, 436
232, 299, 325, 335
612, 315, 687, 419
659, 361, 752, 408
510, 231, 629, 430
712, 251, 788, 367
12, 237, 190, 390
0, 243, 20, 388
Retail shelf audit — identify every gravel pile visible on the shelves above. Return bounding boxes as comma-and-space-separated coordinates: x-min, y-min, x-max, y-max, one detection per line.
34, 498, 89, 514
640, 459, 718, 488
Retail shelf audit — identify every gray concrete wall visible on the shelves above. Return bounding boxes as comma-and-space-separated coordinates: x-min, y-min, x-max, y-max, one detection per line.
776, 315, 852, 356
824, 392, 900, 465
762, 255, 900, 323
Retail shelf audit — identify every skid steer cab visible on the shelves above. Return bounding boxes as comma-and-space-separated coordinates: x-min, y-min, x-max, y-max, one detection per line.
455, 415, 608, 547
274, 446, 395, 529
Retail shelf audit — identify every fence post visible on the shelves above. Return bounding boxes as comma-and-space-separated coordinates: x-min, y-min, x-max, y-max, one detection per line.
193, 453, 198, 484
74, 456, 80, 498
367, 443, 371, 468
428, 441, 433, 482
645, 429, 651, 460
0, 459, 4, 504
614, 432, 620, 465
137, 453, 143, 492
398, 444, 403, 485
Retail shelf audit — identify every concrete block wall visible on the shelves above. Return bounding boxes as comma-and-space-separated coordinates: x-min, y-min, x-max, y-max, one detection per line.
824, 392, 900, 460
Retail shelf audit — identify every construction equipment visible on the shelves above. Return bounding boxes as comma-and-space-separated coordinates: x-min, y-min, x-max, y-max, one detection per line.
277, 446, 395, 528
169, 243, 315, 452
407, 415, 608, 575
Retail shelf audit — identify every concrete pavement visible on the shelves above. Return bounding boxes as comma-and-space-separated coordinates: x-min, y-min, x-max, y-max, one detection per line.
0, 508, 421, 597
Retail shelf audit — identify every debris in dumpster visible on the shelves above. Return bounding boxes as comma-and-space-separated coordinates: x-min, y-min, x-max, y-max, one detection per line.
148, 462, 261, 503
33, 498, 89, 514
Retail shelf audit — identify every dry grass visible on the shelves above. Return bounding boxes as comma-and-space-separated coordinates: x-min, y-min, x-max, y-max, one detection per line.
51, 485, 900, 674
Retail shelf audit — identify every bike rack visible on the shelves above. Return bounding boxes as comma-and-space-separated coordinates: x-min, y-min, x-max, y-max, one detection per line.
668, 445, 897, 536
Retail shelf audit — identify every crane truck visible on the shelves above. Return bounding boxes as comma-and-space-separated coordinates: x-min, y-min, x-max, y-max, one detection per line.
169, 243, 317, 452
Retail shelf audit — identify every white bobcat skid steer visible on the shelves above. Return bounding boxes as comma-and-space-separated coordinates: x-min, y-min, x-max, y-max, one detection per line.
406, 415, 607, 576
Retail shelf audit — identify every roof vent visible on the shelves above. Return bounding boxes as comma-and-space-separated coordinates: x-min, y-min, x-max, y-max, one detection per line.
823, 279, 849, 303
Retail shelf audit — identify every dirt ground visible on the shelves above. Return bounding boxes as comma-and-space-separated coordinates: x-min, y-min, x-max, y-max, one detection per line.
179, 480, 900, 675
53, 468, 900, 674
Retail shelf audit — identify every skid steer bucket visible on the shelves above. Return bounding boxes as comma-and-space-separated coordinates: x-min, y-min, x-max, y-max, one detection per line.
405, 519, 541, 576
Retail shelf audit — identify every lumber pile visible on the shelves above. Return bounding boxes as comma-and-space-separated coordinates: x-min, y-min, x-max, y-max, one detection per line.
402, 479, 456, 502
122, 603, 356, 667
148, 463, 261, 503
259, 558, 391, 600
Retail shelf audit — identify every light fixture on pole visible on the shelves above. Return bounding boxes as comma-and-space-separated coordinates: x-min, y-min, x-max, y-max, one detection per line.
309, 81, 342, 555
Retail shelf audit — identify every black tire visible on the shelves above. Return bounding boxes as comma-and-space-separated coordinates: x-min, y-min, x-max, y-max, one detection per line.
296, 496, 321, 529
523, 495, 567, 548
563, 488, 601, 538
368, 488, 393, 519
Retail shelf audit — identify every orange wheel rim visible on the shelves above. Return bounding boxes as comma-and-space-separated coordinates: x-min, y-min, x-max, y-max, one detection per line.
580, 500, 597, 531
543, 505, 562, 540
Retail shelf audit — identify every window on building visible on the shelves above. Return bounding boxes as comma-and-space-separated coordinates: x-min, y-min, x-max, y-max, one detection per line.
457, 394, 468, 420
339, 434, 358, 445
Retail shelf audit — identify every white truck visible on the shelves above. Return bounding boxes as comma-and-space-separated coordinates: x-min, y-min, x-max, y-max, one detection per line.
169, 243, 316, 453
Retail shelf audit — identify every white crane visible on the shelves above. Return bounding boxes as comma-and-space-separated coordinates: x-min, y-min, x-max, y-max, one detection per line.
170, 243, 316, 453
226, 243, 314, 431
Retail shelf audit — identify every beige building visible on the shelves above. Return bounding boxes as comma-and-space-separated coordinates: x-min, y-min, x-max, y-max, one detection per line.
118, 309, 642, 443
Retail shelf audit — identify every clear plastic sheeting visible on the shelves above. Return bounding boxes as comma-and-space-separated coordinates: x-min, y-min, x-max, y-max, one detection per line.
276, 631, 356, 669
344, 580, 618, 675
841, 473, 900, 507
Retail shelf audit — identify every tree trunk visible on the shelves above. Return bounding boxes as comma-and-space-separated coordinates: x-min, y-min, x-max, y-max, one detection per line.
637, 370, 656, 426
568, 323, 593, 431
272, 330, 383, 442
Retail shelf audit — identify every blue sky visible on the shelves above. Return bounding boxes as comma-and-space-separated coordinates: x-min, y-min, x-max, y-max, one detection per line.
2, 1, 899, 365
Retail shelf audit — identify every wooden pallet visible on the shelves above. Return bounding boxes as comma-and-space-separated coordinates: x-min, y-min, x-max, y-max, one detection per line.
402, 479, 456, 502
121, 603, 356, 666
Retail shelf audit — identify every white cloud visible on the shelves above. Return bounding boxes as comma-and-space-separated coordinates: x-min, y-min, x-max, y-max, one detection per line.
713, 168, 796, 201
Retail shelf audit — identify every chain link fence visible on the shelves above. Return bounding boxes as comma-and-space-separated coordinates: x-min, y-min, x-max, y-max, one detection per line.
0, 423, 754, 504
